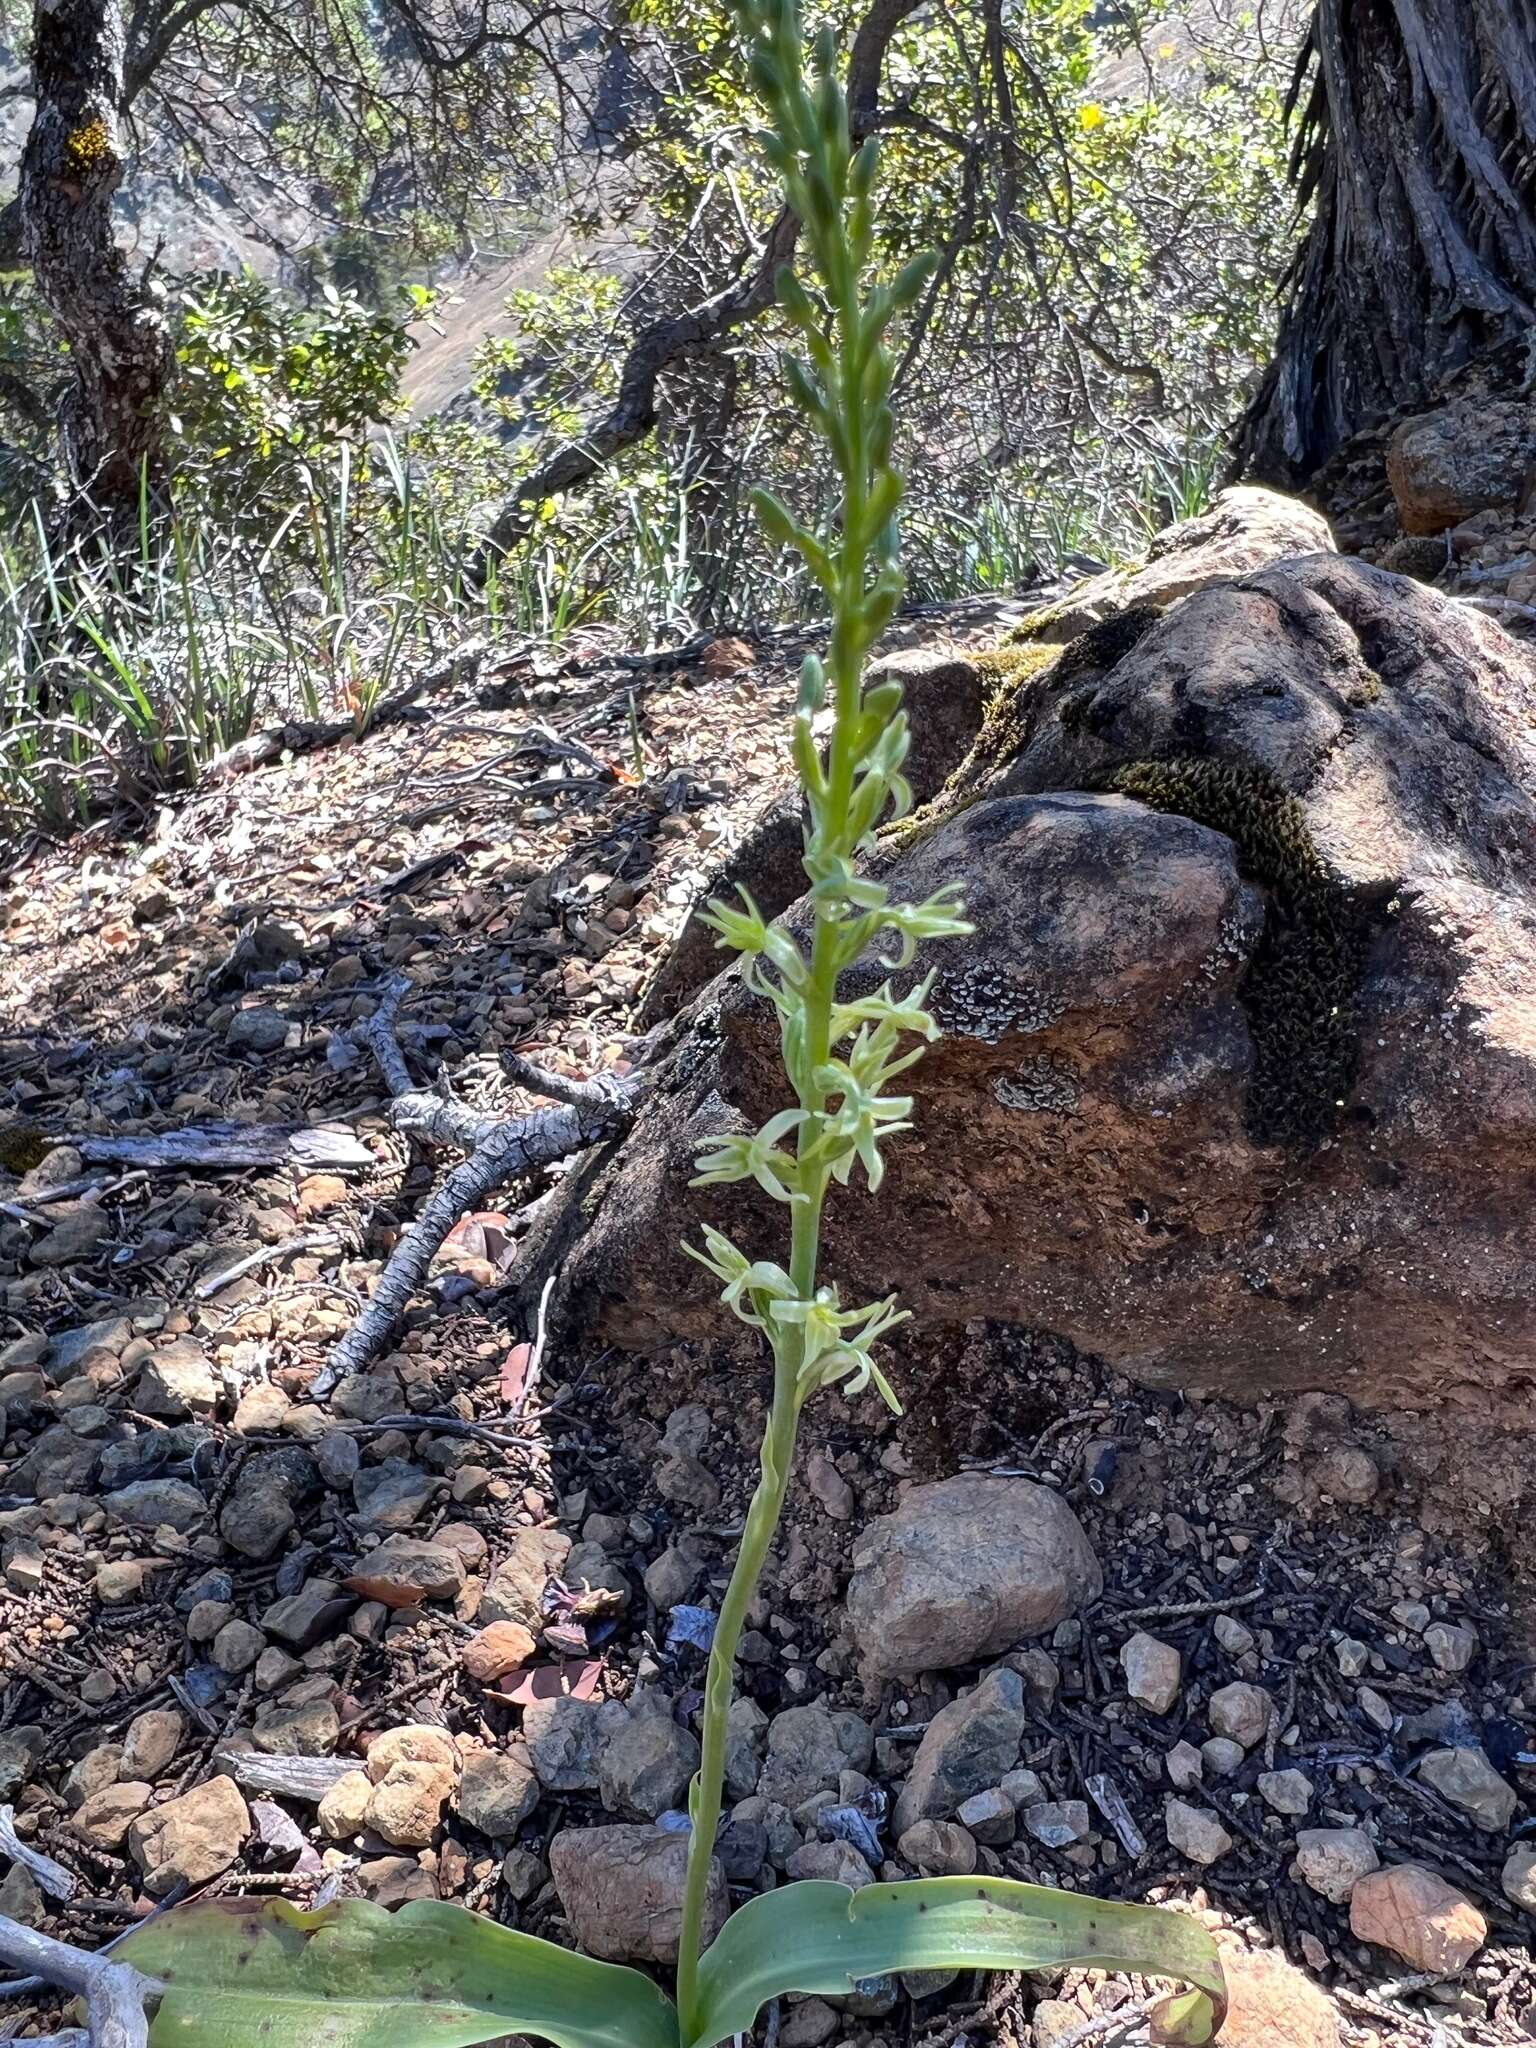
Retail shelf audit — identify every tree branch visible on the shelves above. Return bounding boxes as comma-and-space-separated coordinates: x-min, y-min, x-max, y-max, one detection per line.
470, 0, 927, 570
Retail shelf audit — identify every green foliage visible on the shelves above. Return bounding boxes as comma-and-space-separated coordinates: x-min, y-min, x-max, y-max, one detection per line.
168, 273, 432, 482
117, 1877, 1228, 2048
692, 1879, 1227, 2048
119, 1896, 677, 2048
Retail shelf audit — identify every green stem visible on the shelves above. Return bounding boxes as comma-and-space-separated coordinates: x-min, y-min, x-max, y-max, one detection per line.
673, 1299, 804, 2040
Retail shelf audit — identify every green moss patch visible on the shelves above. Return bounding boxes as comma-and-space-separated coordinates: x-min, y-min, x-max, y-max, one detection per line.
1100, 756, 1365, 1147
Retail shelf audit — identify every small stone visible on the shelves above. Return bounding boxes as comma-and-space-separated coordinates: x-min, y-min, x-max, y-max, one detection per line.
892, 1669, 1025, 1835
760, 1703, 874, 1810
129, 1777, 249, 1896
211, 1619, 265, 1674
252, 1702, 339, 1756
804, 1451, 854, 1521
598, 1708, 700, 1822
261, 1578, 353, 1650
524, 1696, 607, 1793
1032, 2001, 1090, 2047
1349, 1863, 1487, 1973
955, 1787, 1016, 1845
74, 1782, 153, 1848
0, 1865, 42, 1927
367, 1760, 454, 1849
28, 1205, 110, 1266
63, 1746, 122, 1809
232, 1382, 290, 1433
1500, 1843, 1536, 1914
1309, 1443, 1379, 1504
643, 1544, 702, 1609
1001, 1768, 1047, 1808
1165, 1741, 1203, 1792
655, 1451, 721, 1513
357, 1855, 436, 1906
345, 1535, 466, 1608
1418, 1747, 1518, 1833
1391, 1599, 1431, 1633
501, 1847, 546, 1902
1214, 1947, 1340, 2048
104, 1479, 206, 1533
1357, 1685, 1395, 1732
1257, 1769, 1312, 1817
94, 1560, 146, 1606
316, 1770, 373, 1841
898, 1820, 978, 1876
365, 1725, 459, 1781
227, 1006, 289, 1053
137, 1340, 220, 1418
1165, 1798, 1232, 1867
1121, 1631, 1181, 1714
786, 1838, 876, 1886
315, 1432, 362, 1489
1200, 1737, 1245, 1778
724, 1697, 768, 1802
254, 1648, 300, 1691
846, 1474, 1101, 1680
1207, 1681, 1272, 1750
186, 1598, 234, 1644
1424, 1621, 1477, 1674
1024, 1800, 1091, 1849
460, 1620, 538, 1683
1294, 1827, 1379, 1904
478, 1528, 572, 1627
780, 1999, 839, 2048
457, 1746, 540, 1840
122, 1709, 184, 1782
1334, 1636, 1370, 1679
549, 1825, 727, 1965
1214, 1615, 1257, 1658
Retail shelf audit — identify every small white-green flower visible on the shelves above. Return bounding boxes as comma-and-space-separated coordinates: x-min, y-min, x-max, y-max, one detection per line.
692, 1107, 810, 1204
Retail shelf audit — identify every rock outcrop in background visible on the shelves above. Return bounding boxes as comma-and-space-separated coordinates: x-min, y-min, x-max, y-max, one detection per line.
537, 489, 1536, 1424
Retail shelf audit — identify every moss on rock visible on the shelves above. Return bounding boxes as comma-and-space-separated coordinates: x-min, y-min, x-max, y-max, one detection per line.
1100, 756, 1365, 1147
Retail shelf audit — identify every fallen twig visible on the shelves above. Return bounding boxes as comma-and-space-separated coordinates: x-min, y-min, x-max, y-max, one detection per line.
78, 1125, 374, 1172
0, 1805, 75, 1901
0, 1913, 163, 2048
312, 978, 642, 1391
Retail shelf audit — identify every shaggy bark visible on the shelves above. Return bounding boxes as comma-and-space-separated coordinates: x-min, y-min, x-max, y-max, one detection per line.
20, 0, 173, 508
1236, 0, 1536, 485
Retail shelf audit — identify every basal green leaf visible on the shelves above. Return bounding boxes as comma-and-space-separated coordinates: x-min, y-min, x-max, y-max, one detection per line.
117, 1896, 680, 2048
687, 1878, 1226, 2048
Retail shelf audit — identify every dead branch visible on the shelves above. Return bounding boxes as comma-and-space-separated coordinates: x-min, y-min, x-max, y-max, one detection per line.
0, 1913, 163, 2048
0, 1806, 75, 1902
312, 979, 642, 1391
78, 1125, 374, 1172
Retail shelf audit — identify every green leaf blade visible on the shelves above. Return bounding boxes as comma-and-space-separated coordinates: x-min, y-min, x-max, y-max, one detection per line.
688, 1879, 1226, 2048
118, 1896, 680, 2048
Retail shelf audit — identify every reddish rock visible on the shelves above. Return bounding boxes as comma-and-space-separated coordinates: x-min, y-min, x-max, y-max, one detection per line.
1350, 1863, 1487, 1973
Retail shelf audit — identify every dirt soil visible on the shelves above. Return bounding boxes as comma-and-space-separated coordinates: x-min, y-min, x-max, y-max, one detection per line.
0, 607, 1532, 2046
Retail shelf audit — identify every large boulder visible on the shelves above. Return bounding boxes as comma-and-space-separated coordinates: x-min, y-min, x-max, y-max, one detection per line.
1387, 398, 1536, 535
538, 514, 1536, 1426
1017, 485, 1334, 641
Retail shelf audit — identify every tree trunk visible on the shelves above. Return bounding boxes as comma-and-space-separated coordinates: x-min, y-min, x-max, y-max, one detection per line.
20, 0, 172, 511
1234, 0, 1536, 486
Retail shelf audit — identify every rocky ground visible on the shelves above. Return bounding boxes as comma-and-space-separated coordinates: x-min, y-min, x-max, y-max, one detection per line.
1, 593, 1534, 2048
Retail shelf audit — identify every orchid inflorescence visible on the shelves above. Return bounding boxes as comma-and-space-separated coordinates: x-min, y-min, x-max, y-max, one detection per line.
681, 2, 971, 1426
